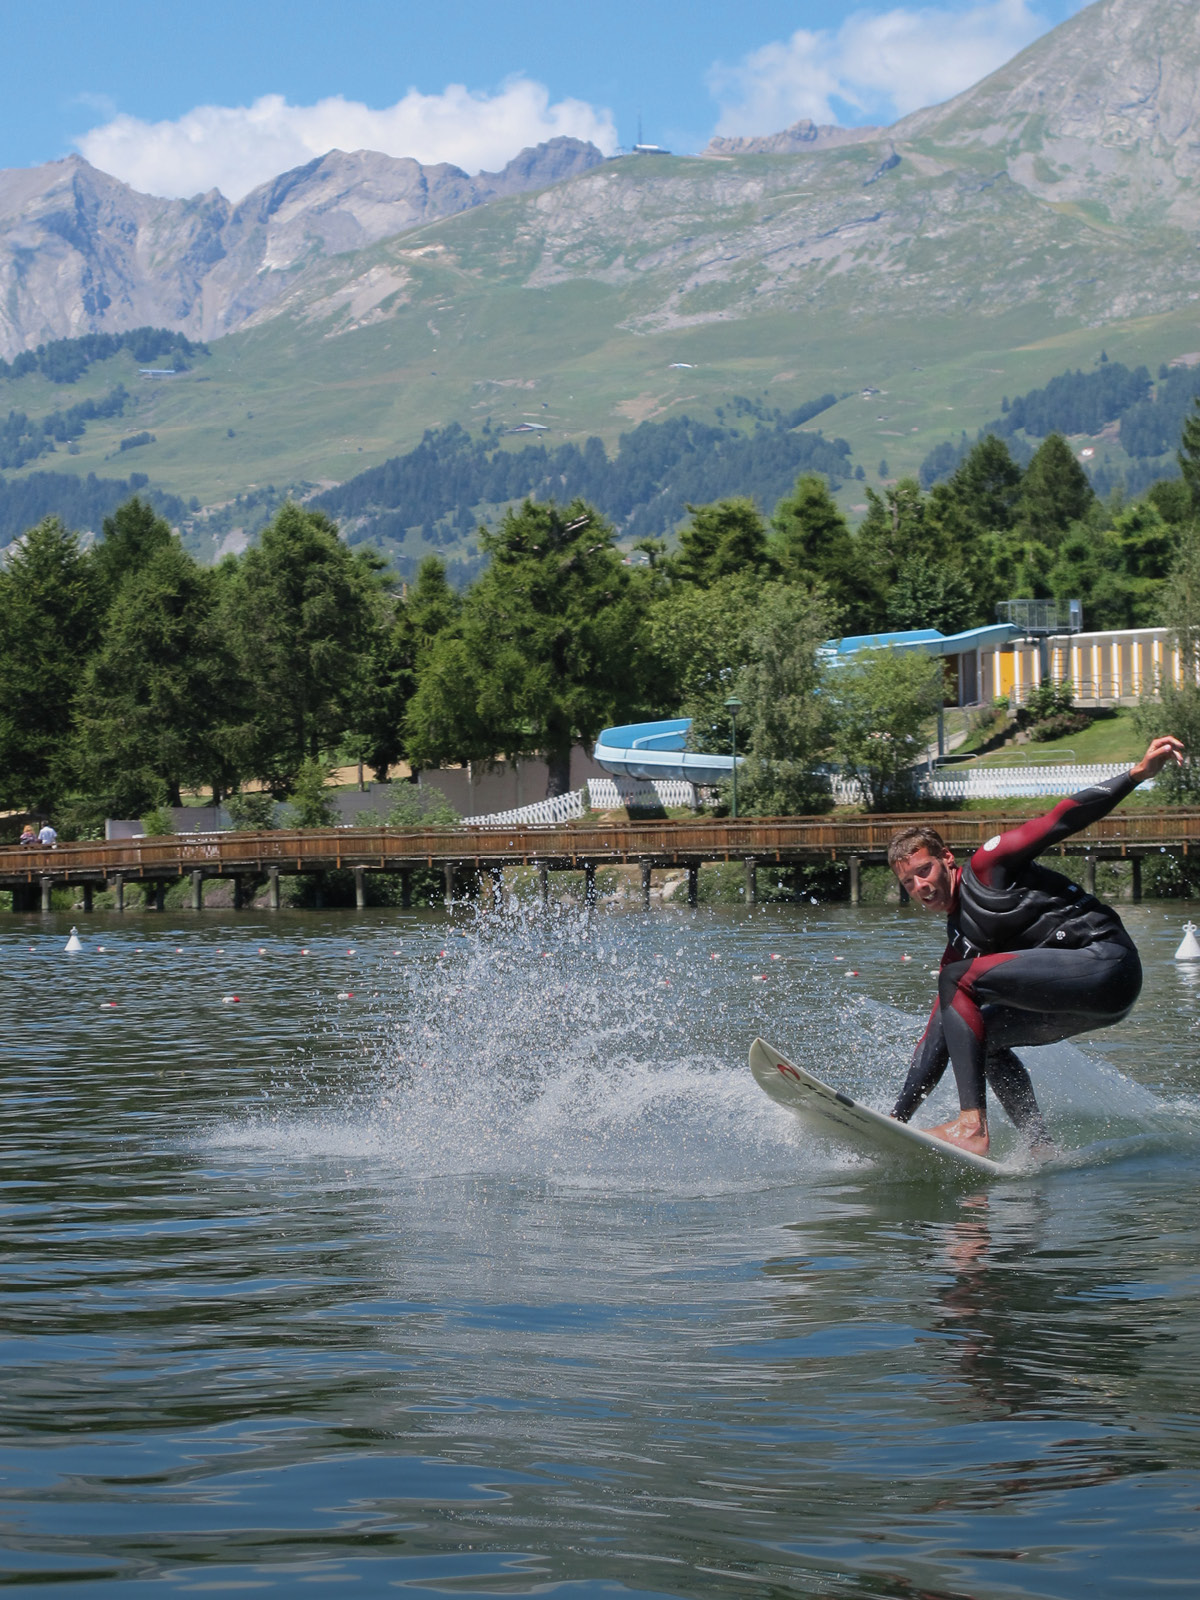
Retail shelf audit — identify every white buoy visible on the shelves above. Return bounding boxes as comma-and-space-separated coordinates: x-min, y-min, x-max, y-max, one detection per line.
1175, 921, 1200, 961
64, 926, 82, 953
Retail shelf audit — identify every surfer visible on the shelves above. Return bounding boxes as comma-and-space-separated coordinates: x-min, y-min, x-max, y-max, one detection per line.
886, 735, 1184, 1156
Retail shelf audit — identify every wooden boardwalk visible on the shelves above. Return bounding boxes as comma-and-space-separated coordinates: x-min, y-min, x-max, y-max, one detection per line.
4, 810, 1198, 910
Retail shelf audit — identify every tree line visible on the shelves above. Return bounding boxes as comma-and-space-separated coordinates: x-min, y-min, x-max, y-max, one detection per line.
4, 413, 1200, 832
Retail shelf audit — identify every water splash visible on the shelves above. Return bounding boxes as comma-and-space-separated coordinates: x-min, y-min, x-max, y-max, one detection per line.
206, 900, 1200, 1183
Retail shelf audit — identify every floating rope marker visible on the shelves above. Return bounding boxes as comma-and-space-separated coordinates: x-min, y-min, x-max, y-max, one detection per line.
1174, 921, 1200, 961
901, 954, 912, 962
100, 1001, 117, 1009
337, 991, 354, 1000
770, 953, 781, 961
222, 995, 240, 1004
64, 927, 82, 953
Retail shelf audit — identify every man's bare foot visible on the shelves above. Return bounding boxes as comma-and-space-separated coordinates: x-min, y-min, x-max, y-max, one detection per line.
928, 1110, 990, 1156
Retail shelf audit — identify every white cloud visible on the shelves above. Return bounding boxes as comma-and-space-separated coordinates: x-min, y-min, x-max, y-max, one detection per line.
708, 0, 1055, 134
75, 79, 618, 202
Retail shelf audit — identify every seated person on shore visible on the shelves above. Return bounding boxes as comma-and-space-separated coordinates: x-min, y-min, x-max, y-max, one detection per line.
886, 735, 1183, 1157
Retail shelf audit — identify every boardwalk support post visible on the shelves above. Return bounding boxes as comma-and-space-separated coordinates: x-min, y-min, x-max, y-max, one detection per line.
112, 873, 124, 913
849, 856, 862, 907
584, 863, 596, 906
489, 865, 504, 910
233, 876, 245, 911
152, 882, 165, 913
268, 866, 281, 910
538, 863, 549, 905
1131, 855, 1142, 904
444, 862, 455, 909
400, 868, 412, 908
312, 872, 324, 910
745, 857, 757, 905
82, 883, 93, 913
1084, 856, 1097, 896
40, 876, 52, 912
641, 859, 652, 908
190, 871, 203, 911
687, 863, 699, 907
354, 866, 366, 910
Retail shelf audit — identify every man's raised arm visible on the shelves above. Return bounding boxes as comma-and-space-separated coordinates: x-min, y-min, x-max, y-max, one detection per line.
971, 735, 1184, 889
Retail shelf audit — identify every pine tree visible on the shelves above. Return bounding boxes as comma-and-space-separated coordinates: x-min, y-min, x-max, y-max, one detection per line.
406, 500, 658, 797
1178, 398, 1200, 508
0, 517, 100, 812
76, 539, 235, 813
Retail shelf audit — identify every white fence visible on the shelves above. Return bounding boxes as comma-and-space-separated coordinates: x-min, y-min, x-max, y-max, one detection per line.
586, 777, 697, 810
460, 765, 1138, 821
461, 789, 586, 828
460, 776, 699, 828
922, 762, 1143, 801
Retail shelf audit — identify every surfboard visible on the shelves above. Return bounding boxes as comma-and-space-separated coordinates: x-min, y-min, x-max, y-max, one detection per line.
749, 1036, 1012, 1178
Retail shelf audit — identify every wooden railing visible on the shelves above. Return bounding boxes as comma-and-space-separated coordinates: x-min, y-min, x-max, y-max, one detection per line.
3, 809, 1199, 886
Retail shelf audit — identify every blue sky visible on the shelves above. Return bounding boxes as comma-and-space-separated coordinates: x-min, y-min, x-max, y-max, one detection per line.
4, 0, 1090, 198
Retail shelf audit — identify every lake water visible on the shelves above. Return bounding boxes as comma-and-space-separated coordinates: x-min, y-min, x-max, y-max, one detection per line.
3, 898, 1199, 1597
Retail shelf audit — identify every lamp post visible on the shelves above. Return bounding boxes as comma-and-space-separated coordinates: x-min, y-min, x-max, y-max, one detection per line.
724, 695, 742, 818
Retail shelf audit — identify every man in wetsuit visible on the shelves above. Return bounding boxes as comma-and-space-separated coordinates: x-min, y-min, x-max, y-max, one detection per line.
887, 735, 1183, 1156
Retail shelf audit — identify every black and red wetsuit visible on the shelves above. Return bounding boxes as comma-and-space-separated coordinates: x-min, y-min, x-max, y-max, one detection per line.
892, 771, 1143, 1140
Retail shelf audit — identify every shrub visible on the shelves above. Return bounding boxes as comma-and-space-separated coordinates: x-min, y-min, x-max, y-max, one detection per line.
225, 791, 278, 830
139, 806, 174, 836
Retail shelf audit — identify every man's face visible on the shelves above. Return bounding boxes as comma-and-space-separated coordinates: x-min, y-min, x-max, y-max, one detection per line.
893, 847, 957, 913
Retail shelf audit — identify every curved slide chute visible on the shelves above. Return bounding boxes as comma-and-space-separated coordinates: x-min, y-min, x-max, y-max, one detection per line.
592, 719, 740, 786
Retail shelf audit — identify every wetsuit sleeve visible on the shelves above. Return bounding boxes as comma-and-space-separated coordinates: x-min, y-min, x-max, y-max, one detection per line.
970, 770, 1137, 890
893, 996, 949, 1121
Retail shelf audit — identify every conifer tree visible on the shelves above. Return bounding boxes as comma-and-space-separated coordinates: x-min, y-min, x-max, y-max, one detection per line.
0, 516, 99, 812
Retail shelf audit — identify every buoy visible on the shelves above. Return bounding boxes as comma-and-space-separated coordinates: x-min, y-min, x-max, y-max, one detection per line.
97, 945, 106, 952
337, 991, 354, 1000
901, 954, 912, 963
833, 956, 843, 962
64, 927, 82, 953
1175, 921, 1200, 961
300, 948, 309, 955
100, 1001, 117, 1010
222, 995, 240, 1004
175, 947, 183, 953
847, 970, 859, 977
770, 953, 781, 961
258, 947, 265, 954
346, 949, 355, 956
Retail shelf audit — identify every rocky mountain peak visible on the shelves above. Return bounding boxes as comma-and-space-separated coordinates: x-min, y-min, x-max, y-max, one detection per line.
895, 0, 1200, 218
0, 138, 606, 357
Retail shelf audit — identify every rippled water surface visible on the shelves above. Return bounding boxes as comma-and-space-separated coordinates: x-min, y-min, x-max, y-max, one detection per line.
3, 898, 1199, 1597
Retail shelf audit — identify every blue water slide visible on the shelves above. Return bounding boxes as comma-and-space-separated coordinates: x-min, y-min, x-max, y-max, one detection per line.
593, 719, 740, 785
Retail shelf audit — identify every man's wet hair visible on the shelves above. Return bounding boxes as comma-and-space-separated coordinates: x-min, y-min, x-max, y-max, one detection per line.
887, 825, 949, 869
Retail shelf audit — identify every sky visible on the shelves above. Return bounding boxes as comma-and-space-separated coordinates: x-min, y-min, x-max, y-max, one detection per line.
3, 0, 1091, 201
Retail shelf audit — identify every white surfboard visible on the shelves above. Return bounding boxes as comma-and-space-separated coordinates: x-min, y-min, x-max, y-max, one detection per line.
749, 1036, 1012, 1178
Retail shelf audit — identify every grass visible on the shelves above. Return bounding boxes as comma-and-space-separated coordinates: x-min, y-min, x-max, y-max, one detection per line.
970, 708, 1145, 767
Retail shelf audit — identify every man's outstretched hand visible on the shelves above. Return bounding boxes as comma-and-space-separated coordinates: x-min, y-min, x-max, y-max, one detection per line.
1130, 735, 1185, 783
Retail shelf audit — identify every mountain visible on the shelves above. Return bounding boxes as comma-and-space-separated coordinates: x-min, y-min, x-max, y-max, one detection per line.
702, 119, 881, 156
3, 0, 1200, 543
0, 138, 605, 358
897, 0, 1200, 229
